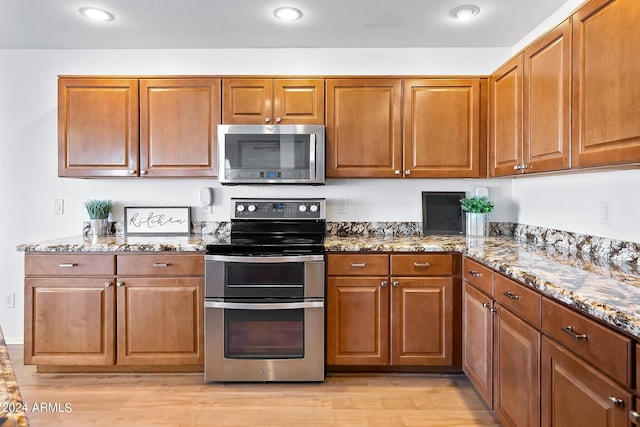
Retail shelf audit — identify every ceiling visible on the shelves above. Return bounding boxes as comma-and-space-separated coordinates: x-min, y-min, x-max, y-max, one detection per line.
1, 0, 569, 49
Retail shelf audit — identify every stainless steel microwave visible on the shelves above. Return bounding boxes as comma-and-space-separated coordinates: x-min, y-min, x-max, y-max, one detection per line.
218, 124, 325, 185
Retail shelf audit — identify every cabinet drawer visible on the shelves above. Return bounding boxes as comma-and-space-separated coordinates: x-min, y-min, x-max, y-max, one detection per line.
463, 257, 493, 296
25, 253, 115, 276
494, 274, 541, 327
327, 254, 389, 276
542, 297, 632, 386
390, 254, 453, 276
117, 254, 204, 276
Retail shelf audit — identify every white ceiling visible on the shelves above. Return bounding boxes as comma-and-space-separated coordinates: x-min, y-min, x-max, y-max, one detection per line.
1, 0, 569, 49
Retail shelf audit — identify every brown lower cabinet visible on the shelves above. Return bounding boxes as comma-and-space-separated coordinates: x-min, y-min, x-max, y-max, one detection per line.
326, 253, 457, 367
24, 253, 204, 370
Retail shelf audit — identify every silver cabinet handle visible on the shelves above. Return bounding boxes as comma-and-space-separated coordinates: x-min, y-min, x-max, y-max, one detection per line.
275, 117, 281, 123
140, 170, 148, 175
503, 291, 520, 300
468, 270, 481, 277
128, 169, 136, 174
58, 263, 77, 268
514, 164, 521, 171
104, 281, 112, 288
608, 396, 624, 407
630, 410, 640, 423
265, 117, 271, 123
350, 262, 366, 268
413, 262, 431, 268
392, 281, 399, 287
561, 325, 588, 341
405, 170, 411, 175
381, 281, 388, 287
482, 302, 491, 309
394, 170, 400, 175
153, 262, 169, 267
116, 281, 124, 287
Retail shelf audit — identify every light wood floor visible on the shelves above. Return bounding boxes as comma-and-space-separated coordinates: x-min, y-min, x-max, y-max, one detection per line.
8, 345, 500, 427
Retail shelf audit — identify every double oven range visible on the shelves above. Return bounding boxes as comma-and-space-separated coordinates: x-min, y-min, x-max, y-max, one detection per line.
204, 198, 326, 382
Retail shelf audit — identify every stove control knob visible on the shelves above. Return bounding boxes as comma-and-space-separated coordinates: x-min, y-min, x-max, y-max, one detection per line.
248, 204, 257, 212
310, 204, 319, 212
298, 204, 308, 212
236, 204, 245, 212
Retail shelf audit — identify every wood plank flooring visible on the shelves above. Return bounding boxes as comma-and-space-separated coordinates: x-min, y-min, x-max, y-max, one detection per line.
8, 345, 500, 426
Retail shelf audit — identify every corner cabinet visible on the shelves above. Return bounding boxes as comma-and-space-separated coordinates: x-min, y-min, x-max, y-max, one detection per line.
24, 252, 204, 371
222, 78, 324, 124
326, 78, 486, 179
571, 0, 640, 168
326, 253, 458, 368
58, 77, 221, 178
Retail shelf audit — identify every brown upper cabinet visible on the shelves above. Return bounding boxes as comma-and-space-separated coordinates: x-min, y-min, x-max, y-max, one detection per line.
490, 18, 571, 177
571, 0, 640, 168
326, 78, 485, 178
222, 78, 324, 124
58, 77, 221, 178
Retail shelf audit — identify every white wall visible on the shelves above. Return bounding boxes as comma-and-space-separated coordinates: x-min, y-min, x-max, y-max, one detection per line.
0, 47, 510, 343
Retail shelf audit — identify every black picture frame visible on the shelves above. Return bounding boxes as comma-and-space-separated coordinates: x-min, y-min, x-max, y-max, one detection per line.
421, 192, 466, 235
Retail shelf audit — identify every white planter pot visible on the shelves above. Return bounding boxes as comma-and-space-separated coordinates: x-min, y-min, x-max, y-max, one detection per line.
465, 213, 489, 237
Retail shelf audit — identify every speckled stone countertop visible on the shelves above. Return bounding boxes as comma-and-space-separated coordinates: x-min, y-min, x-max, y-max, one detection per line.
0, 326, 28, 427
17, 233, 640, 341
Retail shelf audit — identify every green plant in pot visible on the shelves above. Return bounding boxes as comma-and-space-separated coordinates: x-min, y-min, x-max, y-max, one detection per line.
84, 199, 112, 237
460, 196, 494, 236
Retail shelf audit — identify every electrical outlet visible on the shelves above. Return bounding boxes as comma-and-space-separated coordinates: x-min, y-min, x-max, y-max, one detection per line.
54, 198, 64, 215
601, 201, 612, 225
3, 292, 15, 309
338, 198, 349, 214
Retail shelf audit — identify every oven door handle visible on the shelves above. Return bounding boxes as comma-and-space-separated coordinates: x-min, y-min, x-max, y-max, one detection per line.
204, 300, 324, 310
205, 254, 324, 263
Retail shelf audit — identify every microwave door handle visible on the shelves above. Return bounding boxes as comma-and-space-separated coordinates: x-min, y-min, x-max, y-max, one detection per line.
205, 300, 324, 310
309, 134, 316, 180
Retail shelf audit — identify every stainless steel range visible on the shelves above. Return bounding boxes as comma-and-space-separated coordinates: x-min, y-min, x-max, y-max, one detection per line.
204, 198, 326, 382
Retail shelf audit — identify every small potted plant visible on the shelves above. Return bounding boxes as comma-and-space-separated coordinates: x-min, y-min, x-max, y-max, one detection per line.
460, 196, 494, 237
84, 199, 113, 236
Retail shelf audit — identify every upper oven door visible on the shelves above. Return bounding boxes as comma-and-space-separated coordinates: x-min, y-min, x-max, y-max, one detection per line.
218, 124, 325, 185
205, 255, 325, 299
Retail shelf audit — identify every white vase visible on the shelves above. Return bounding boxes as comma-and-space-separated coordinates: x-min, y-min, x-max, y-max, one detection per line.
465, 213, 489, 237
89, 218, 109, 237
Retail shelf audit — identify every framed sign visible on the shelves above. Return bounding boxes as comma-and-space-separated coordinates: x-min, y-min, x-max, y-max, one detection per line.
421, 192, 465, 235
124, 206, 191, 235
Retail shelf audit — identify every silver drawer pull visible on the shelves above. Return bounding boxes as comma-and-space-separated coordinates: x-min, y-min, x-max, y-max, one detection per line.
561, 325, 588, 341
468, 270, 481, 277
153, 262, 170, 267
629, 410, 640, 423
350, 262, 366, 268
503, 291, 520, 300
608, 396, 624, 407
413, 262, 431, 268
482, 302, 491, 309
381, 281, 388, 287
58, 263, 78, 268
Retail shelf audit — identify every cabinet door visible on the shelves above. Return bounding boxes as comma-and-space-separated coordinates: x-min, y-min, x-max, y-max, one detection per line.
58, 78, 139, 177
273, 79, 324, 124
140, 78, 221, 177
326, 276, 390, 365
403, 79, 482, 178
462, 282, 493, 407
326, 79, 402, 177
494, 304, 540, 427
391, 277, 453, 366
490, 55, 524, 177
24, 278, 115, 365
116, 277, 204, 366
523, 18, 571, 173
541, 337, 631, 427
222, 78, 272, 124
572, 0, 640, 167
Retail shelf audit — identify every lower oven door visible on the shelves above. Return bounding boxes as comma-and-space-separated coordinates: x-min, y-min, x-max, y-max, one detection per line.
204, 298, 324, 382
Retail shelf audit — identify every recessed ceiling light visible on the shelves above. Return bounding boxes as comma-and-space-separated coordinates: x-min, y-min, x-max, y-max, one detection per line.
449, 5, 480, 21
79, 7, 115, 22
273, 7, 303, 21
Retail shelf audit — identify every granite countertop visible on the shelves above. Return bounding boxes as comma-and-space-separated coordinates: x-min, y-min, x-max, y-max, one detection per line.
0, 326, 28, 427
17, 233, 640, 340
